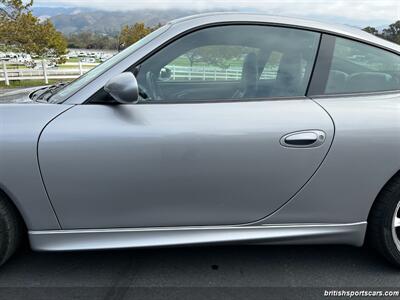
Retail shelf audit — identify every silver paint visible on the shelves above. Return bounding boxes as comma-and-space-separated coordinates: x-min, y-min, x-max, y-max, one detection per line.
104, 72, 139, 104
29, 222, 367, 251
38, 99, 334, 229
0, 102, 73, 229
265, 93, 400, 224
0, 13, 399, 251
280, 130, 326, 148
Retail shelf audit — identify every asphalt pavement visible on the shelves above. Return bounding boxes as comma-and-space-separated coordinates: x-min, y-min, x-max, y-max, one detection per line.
0, 89, 14, 95
0, 244, 399, 299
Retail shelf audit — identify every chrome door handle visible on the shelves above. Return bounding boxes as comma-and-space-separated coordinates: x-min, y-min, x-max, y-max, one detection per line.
280, 130, 326, 148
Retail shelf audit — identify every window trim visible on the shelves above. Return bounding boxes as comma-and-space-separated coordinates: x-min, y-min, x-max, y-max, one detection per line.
307, 34, 335, 96
87, 23, 322, 105
87, 22, 400, 105
310, 89, 400, 100
307, 34, 400, 98
64, 19, 400, 105
134, 95, 308, 105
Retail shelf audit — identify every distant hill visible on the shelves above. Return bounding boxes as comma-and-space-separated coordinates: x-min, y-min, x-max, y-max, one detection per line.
32, 7, 390, 36
33, 6, 95, 19
47, 9, 210, 35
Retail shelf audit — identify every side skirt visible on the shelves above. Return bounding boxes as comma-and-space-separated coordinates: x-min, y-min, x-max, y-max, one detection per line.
29, 222, 367, 251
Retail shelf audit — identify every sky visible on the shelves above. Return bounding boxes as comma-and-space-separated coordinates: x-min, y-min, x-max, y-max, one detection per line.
34, 0, 400, 27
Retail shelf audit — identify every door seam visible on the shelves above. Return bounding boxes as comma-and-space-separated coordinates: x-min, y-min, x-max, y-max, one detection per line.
36, 105, 76, 229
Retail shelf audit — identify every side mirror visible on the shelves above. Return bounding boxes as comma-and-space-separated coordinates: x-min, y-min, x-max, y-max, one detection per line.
104, 72, 139, 104
159, 67, 172, 81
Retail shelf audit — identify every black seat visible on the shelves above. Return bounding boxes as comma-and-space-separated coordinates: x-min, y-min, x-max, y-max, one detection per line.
344, 72, 399, 93
326, 70, 349, 94
232, 53, 258, 98
274, 53, 302, 96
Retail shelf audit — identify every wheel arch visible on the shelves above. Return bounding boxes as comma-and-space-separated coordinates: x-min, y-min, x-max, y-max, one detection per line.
368, 169, 400, 222
0, 185, 28, 231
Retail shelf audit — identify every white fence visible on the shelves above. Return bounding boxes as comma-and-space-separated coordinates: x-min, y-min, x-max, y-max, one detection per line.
0, 61, 278, 86
0, 60, 94, 85
167, 65, 278, 81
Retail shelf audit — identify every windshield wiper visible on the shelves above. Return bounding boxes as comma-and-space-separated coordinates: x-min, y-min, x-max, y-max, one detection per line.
32, 83, 68, 102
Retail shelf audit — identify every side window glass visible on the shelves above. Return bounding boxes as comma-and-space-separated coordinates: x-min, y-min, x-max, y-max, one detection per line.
162, 45, 259, 81
135, 25, 320, 102
325, 37, 400, 94
260, 51, 283, 80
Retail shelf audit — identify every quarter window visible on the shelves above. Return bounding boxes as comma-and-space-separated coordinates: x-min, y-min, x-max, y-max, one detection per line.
325, 37, 400, 94
135, 25, 320, 101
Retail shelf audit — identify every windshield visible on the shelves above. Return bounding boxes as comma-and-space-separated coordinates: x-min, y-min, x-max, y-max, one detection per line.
49, 24, 170, 103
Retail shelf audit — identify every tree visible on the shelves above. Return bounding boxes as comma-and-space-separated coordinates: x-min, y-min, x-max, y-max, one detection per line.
0, 0, 32, 21
363, 26, 379, 36
363, 22, 400, 45
119, 23, 151, 49
0, 0, 67, 63
183, 49, 204, 68
119, 23, 161, 50
382, 21, 400, 44
66, 31, 118, 50
191, 46, 245, 69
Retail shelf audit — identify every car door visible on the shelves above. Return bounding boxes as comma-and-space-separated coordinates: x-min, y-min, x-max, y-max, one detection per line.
38, 25, 335, 229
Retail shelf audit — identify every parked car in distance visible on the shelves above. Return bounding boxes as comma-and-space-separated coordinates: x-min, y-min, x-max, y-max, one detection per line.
80, 57, 96, 64
1, 13, 400, 267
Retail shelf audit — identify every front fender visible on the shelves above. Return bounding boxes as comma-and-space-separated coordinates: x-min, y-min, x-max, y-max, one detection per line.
0, 103, 73, 230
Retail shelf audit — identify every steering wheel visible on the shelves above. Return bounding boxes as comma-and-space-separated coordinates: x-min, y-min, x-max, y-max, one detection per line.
137, 81, 152, 101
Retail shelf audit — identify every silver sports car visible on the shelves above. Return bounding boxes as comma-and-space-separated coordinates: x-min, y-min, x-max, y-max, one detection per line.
1, 13, 400, 267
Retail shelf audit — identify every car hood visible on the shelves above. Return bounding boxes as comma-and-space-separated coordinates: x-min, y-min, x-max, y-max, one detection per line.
0, 87, 48, 104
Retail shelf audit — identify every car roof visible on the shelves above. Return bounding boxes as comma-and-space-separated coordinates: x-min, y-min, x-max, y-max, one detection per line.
169, 12, 400, 54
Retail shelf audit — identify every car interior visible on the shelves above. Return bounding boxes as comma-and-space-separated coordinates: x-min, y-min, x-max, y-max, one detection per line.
89, 26, 400, 104
325, 44, 400, 94
131, 26, 319, 102
326, 69, 399, 94
87, 26, 320, 103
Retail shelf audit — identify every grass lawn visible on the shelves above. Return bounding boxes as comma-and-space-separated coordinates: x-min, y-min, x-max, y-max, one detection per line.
67, 58, 80, 63
66, 58, 101, 63
170, 56, 243, 69
3, 64, 27, 70
58, 64, 96, 69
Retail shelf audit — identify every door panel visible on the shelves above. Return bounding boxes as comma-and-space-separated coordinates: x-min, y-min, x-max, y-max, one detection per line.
39, 99, 334, 229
